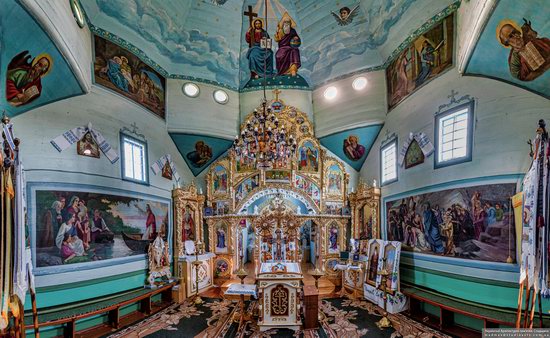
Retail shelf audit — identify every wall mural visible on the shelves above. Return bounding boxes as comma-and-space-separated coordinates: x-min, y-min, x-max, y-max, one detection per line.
465, 0, 550, 99
1, 1, 83, 116
82, 0, 241, 88
295, 175, 320, 207
319, 124, 383, 171
93, 35, 166, 118
385, 183, 516, 263
235, 174, 260, 206
241, 1, 308, 89
386, 13, 454, 111
81, 0, 458, 89
212, 165, 229, 194
32, 187, 170, 269
169, 133, 233, 176
326, 164, 344, 196
297, 140, 319, 172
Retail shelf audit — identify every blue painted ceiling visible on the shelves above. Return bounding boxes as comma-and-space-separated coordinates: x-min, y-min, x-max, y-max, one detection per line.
464, 0, 550, 99
80, 0, 456, 90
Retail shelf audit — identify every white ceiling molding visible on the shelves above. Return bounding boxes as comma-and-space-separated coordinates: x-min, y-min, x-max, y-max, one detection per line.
457, 0, 498, 74
20, 0, 92, 93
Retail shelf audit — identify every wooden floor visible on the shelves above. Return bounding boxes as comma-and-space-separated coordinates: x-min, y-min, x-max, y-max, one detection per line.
211, 262, 337, 299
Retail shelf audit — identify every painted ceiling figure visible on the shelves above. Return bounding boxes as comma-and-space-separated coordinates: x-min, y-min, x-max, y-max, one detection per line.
497, 19, 550, 82
6, 51, 52, 107
275, 13, 301, 77
246, 19, 274, 79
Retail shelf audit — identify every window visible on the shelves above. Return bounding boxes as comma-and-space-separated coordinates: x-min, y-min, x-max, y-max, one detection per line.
380, 138, 398, 185
435, 101, 474, 168
120, 133, 149, 184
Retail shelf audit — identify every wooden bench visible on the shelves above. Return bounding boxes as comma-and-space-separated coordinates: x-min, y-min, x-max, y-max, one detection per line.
24, 282, 175, 338
402, 284, 518, 337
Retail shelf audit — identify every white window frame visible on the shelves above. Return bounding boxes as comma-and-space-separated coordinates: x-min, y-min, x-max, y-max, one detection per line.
434, 101, 474, 169
380, 137, 398, 186
120, 133, 149, 185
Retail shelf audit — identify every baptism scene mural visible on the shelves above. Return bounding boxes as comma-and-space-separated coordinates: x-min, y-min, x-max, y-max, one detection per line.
465, 0, 550, 99
2, 1, 83, 116
386, 13, 454, 110
33, 188, 169, 268
385, 183, 516, 263
93, 35, 166, 118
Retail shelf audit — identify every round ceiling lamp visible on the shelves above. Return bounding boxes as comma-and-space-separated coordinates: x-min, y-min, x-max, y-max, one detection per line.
352, 77, 368, 91
70, 0, 85, 28
183, 83, 200, 98
324, 86, 338, 100
213, 89, 229, 104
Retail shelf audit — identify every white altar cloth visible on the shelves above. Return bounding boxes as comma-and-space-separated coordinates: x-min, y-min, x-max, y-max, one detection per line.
259, 262, 301, 274
178, 252, 216, 262
363, 283, 409, 314
225, 284, 257, 298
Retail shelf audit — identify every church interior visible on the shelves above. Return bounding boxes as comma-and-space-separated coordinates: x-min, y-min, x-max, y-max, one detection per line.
1, 0, 550, 337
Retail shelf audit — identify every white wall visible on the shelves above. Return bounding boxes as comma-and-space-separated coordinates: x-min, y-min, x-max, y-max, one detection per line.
313, 70, 386, 138
239, 89, 313, 123
167, 79, 239, 139
13, 86, 195, 287
21, 0, 93, 92
360, 69, 547, 196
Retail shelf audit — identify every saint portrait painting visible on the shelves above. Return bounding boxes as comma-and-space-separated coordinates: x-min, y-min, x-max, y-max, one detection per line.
186, 141, 213, 168
343, 135, 366, 161
77, 132, 100, 158
496, 18, 550, 82
6, 51, 53, 107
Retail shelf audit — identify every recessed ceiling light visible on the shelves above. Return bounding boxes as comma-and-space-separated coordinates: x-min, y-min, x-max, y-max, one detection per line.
183, 83, 200, 97
324, 86, 338, 100
70, 0, 85, 28
213, 89, 229, 104
352, 77, 368, 91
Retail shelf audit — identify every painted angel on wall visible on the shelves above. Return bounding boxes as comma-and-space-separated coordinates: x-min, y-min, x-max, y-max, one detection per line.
331, 5, 360, 26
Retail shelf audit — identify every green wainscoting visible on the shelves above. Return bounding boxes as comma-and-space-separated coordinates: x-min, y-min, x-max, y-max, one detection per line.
25, 269, 149, 310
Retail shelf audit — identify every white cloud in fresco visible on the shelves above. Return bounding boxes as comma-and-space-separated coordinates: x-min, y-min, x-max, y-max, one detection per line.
96, 0, 239, 86
300, 0, 418, 84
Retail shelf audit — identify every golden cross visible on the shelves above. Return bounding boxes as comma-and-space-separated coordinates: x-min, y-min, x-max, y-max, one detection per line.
273, 88, 281, 101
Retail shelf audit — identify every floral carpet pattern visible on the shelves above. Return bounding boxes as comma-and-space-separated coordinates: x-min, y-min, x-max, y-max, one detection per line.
106, 297, 451, 338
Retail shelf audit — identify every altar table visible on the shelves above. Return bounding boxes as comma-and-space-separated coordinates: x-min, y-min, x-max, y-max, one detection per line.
257, 262, 303, 331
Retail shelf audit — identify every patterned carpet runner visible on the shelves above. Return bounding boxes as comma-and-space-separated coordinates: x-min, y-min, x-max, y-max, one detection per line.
105, 297, 450, 338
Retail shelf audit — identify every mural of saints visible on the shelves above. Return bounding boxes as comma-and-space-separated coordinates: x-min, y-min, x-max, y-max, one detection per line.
216, 223, 227, 253
275, 12, 301, 76
182, 205, 195, 242
6, 51, 52, 107
497, 19, 550, 81
213, 166, 228, 193
328, 223, 339, 253
246, 19, 274, 79
298, 141, 318, 172
366, 242, 380, 285
343, 135, 366, 161
327, 164, 343, 194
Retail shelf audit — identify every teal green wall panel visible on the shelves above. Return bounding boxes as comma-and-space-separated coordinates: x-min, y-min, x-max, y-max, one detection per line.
26, 270, 148, 310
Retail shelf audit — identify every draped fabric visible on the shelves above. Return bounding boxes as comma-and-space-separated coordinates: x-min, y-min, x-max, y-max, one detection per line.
151, 154, 181, 183
398, 132, 434, 167
521, 128, 550, 298
50, 122, 119, 163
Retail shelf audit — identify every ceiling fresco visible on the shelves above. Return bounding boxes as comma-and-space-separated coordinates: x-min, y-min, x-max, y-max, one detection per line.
465, 0, 550, 99
80, 0, 457, 90
0, 1, 84, 117
319, 124, 383, 171
169, 133, 234, 176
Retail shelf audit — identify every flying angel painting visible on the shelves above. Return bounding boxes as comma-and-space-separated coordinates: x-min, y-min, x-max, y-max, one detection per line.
331, 5, 360, 26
